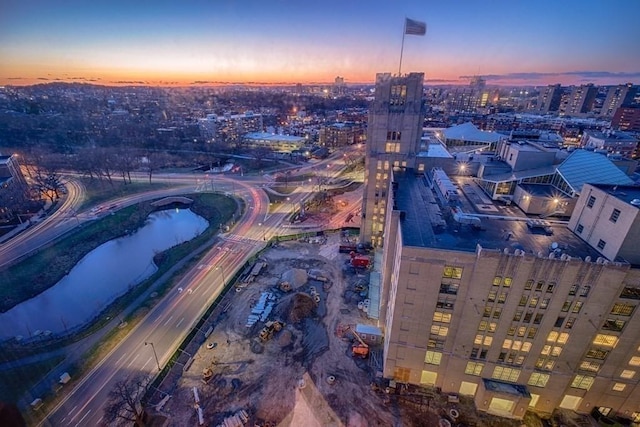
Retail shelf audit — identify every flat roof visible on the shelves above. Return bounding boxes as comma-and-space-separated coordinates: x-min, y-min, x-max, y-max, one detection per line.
244, 132, 305, 142
590, 184, 640, 208
394, 170, 603, 261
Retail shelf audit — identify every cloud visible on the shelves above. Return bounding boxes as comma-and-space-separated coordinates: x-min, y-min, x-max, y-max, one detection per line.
459, 71, 640, 84
426, 78, 462, 84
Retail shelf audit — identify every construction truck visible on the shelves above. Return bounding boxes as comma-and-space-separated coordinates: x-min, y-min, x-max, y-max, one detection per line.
345, 326, 369, 358
259, 320, 285, 342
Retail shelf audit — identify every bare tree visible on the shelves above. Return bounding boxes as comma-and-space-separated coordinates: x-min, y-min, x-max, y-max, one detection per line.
115, 146, 139, 184
22, 150, 67, 203
103, 375, 148, 426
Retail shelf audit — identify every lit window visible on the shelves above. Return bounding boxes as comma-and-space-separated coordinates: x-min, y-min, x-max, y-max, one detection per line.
551, 346, 563, 357
571, 375, 594, 390
503, 277, 512, 287
465, 361, 484, 376
547, 331, 558, 342
474, 334, 483, 345
629, 356, 640, 366
612, 383, 626, 392
521, 342, 532, 352
433, 311, 452, 323
586, 348, 609, 360
557, 333, 570, 344
478, 320, 488, 331
503, 339, 512, 349
593, 334, 618, 347
492, 366, 521, 382
579, 361, 601, 372
430, 325, 449, 336
425, 351, 442, 365
528, 373, 550, 387
487, 290, 497, 302
620, 370, 635, 379
611, 303, 635, 316
493, 276, 502, 286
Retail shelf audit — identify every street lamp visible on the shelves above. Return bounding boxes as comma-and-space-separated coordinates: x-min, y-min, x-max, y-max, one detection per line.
145, 341, 161, 371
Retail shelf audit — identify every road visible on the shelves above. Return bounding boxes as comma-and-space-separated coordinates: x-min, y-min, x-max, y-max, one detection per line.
39, 178, 277, 426
3, 153, 361, 426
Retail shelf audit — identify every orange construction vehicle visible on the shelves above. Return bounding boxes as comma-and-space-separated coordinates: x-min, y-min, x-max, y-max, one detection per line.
345, 326, 369, 358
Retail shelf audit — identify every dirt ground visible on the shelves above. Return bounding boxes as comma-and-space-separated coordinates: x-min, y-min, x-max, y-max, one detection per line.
157, 233, 402, 426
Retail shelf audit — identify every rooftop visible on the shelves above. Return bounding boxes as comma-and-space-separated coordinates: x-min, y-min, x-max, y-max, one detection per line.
556, 150, 634, 193
590, 183, 640, 208
244, 132, 305, 142
443, 122, 503, 144
393, 170, 603, 261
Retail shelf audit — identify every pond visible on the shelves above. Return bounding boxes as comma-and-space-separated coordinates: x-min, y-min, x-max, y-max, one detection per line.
0, 208, 209, 340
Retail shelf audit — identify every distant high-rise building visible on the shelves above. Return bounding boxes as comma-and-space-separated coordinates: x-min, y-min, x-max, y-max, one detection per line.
360, 72, 425, 247
601, 84, 638, 117
533, 84, 563, 113
612, 106, 640, 132
333, 76, 345, 96
561, 84, 598, 116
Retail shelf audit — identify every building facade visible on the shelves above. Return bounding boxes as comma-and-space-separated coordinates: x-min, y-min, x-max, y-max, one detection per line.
360, 73, 425, 247
613, 106, 640, 133
379, 171, 640, 420
361, 74, 640, 422
602, 84, 638, 118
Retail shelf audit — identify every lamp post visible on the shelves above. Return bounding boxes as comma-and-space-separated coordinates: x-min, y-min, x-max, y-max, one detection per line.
145, 341, 161, 371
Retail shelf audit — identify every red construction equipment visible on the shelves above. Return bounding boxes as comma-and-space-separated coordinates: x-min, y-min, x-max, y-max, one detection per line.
345, 326, 369, 358
350, 252, 371, 269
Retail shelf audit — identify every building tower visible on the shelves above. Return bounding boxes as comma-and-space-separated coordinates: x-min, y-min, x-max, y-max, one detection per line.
360, 72, 425, 247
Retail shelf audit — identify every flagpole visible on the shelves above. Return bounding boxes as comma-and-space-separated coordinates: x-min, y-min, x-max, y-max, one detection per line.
398, 18, 406, 76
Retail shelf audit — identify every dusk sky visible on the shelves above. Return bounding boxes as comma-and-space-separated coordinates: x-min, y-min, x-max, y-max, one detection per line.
1, 0, 639, 87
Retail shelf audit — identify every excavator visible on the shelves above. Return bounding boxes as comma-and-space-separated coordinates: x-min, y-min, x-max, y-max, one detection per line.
345, 326, 369, 358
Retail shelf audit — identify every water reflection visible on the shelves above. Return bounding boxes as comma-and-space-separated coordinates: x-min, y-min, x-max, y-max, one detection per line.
0, 208, 208, 339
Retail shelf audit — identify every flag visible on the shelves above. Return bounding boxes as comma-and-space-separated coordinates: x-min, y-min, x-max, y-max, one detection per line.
405, 18, 426, 36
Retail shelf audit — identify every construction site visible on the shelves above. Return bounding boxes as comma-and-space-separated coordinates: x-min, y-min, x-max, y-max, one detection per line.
146, 230, 554, 427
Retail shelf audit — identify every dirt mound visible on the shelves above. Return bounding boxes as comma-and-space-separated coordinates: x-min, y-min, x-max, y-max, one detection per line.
278, 329, 293, 347
281, 268, 307, 289
289, 293, 316, 322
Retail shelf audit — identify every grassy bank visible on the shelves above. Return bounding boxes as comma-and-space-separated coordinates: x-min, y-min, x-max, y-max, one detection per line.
76, 178, 173, 211
0, 192, 236, 315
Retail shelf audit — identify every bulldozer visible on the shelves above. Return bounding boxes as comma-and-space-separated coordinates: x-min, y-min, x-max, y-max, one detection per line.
345, 326, 369, 358
259, 320, 285, 342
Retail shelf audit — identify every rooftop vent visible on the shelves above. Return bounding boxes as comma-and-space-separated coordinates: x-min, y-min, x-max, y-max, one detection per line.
630, 199, 640, 206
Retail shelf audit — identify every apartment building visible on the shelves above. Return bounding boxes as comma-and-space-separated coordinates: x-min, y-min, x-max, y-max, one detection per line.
601, 84, 638, 118
361, 73, 640, 422
379, 170, 640, 420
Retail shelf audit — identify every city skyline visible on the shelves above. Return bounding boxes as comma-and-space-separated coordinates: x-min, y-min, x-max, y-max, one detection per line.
1, 0, 640, 87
